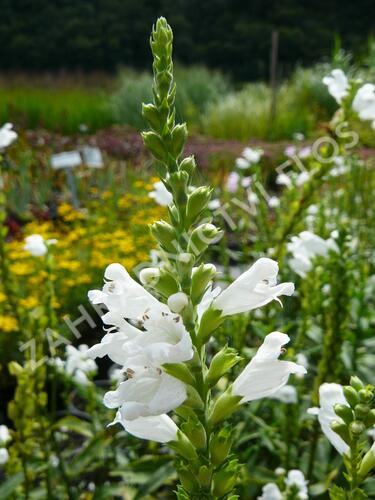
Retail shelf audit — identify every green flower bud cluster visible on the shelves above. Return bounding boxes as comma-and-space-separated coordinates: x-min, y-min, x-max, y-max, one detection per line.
332, 376, 375, 491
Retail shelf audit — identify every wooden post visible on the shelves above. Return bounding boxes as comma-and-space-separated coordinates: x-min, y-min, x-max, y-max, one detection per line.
268, 30, 279, 138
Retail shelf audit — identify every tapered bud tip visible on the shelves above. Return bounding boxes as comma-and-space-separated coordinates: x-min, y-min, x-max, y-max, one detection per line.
139, 267, 160, 286
178, 252, 194, 265
350, 376, 364, 391
168, 292, 189, 313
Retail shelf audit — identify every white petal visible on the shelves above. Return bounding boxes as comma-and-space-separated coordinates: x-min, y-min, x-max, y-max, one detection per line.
111, 411, 178, 443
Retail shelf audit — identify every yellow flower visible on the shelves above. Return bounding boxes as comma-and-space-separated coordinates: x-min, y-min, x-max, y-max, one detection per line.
10, 262, 32, 276
0, 315, 18, 333
19, 296, 39, 309
0, 292, 6, 303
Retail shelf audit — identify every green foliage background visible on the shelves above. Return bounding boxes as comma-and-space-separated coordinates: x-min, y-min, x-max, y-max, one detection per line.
0, 0, 373, 80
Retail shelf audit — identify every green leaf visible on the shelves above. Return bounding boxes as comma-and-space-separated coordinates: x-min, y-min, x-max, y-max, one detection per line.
134, 461, 176, 498
0, 472, 24, 498
163, 362, 195, 386
54, 416, 93, 438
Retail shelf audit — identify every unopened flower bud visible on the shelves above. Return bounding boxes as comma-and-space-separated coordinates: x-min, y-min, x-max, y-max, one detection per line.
334, 404, 354, 424
343, 386, 360, 407
365, 409, 375, 427
212, 459, 239, 497
187, 223, 222, 255
150, 221, 177, 253
350, 420, 366, 436
350, 376, 364, 391
179, 155, 196, 176
331, 421, 350, 443
206, 345, 241, 388
190, 263, 217, 304
139, 267, 160, 286
168, 292, 189, 313
358, 389, 373, 404
181, 418, 206, 449
354, 403, 370, 420
209, 428, 233, 466
186, 186, 213, 225
209, 388, 242, 426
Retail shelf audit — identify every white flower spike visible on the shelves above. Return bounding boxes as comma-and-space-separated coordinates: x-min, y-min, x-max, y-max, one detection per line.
0, 123, 17, 151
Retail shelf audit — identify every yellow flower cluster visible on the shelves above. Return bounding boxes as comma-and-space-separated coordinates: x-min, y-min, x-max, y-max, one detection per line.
0, 180, 166, 333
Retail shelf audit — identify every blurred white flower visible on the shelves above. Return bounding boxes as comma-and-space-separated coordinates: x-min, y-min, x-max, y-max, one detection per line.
111, 411, 178, 443
0, 123, 17, 151
288, 231, 339, 277
0, 448, 9, 465
352, 83, 375, 129
0, 425, 10, 445
242, 147, 263, 164
24, 234, 56, 257
139, 267, 160, 286
226, 171, 240, 193
298, 146, 311, 159
296, 353, 308, 378
148, 181, 173, 206
233, 332, 306, 402
268, 196, 280, 208
64, 344, 97, 385
284, 145, 297, 157
241, 176, 252, 188
271, 384, 298, 404
208, 198, 221, 210
322, 69, 349, 104
276, 173, 292, 187
236, 147, 263, 169
295, 171, 310, 186
247, 190, 259, 205
284, 469, 309, 499
213, 258, 294, 316
104, 359, 187, 420
308, 383, 349, 455
258, 483, 282, 500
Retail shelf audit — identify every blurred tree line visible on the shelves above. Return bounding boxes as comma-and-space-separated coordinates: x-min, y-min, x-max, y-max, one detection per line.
0, 0, 373, 81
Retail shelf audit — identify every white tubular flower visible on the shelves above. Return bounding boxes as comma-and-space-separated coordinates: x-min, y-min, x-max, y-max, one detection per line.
123, 309, 193, 365
0, 425, 10, 445
0, 448, 9, 465
103, 361, 187, 420
0, 123, 17, 151
111, 411, 178, 443
87, 312, 140, 364
148, 181, 173, 206
167, 292, 189, 313
271, 384, 298, 404
285, 470, 309, 499
233, 332, 306, 402
89, 308, 193, 366
65, 344, 97, 383
24, 234, 56, 257
308, 383, 350, 455
212, 258, 294, 316
88, 263, 167, 321
322, 69, 349, 104
352, 83, 375, 129
257, 483, 282, 500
